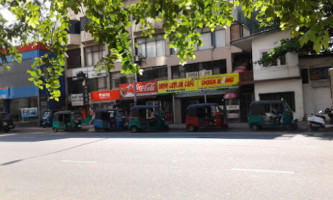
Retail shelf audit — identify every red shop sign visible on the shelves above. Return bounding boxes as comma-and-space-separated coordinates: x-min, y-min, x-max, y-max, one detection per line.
90, 90, 120, 102
119, 81, 158, 98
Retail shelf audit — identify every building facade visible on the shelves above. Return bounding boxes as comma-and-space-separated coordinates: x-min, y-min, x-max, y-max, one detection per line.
0, 43, 66, 122
65, 4, 254, 124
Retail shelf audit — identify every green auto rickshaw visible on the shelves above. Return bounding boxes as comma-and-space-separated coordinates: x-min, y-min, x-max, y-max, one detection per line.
52, 110, 83, 132
248, 100, 298, 131
128, 105, 169, 133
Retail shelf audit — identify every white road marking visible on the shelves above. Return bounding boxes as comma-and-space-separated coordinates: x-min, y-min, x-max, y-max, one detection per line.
231, 168, 295, 174
61, 160, 97, 164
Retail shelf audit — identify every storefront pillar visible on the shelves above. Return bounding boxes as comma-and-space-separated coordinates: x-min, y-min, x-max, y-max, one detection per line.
172, 94, 176, 124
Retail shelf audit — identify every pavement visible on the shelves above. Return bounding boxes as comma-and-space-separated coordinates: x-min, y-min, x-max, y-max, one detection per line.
9, 121, 312, 133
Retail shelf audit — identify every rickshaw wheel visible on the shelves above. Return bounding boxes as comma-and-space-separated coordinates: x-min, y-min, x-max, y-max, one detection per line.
187, 125, 195, 132
131, 126, 138, 133
250, 124, 260, 131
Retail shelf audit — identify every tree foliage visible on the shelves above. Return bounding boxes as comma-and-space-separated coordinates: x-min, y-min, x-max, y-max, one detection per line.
0, 0, 332, 100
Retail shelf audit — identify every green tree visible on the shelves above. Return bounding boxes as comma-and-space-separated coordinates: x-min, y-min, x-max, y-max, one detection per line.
0, 0, 332, 99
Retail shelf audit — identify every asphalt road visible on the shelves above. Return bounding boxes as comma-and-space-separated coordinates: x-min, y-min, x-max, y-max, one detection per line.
0, 129, 333, 200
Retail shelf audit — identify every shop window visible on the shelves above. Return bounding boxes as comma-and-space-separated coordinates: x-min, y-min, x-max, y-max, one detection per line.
84, 45, 105, 67
259, 92, 295, 111
301, 69, 309, 84
67, 49, 81, 69
136, 34, 166, 58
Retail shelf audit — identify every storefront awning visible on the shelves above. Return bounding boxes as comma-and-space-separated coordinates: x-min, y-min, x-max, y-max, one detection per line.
224, 90, 239, 99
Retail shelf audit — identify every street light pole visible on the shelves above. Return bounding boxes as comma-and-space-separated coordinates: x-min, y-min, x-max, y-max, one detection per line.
128, 0, 137, 106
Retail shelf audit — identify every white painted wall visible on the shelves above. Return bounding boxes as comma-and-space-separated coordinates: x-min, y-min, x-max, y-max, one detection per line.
255, 79, 304, 121
300, 56, 333, 115
252, 31, 300, 81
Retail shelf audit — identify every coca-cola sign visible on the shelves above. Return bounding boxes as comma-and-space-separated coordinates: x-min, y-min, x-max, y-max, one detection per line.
119, 81, 158, 98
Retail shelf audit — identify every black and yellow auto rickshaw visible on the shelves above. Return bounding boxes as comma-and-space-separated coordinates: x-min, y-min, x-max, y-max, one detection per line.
248, 100, 298, 131
128, 105, 169, 133
0, 112, 15, 133
52, 110, 83, 132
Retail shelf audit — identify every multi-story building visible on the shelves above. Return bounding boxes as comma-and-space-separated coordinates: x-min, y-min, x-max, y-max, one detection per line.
232, 29, 333, 121
0, 43, 66, 123
65, 5, 254, 124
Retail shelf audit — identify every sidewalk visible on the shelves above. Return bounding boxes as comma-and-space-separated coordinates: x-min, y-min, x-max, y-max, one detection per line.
10, 121, 310, 133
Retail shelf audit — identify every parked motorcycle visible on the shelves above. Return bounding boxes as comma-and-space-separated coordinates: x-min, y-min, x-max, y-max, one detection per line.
307, 108, 333, 131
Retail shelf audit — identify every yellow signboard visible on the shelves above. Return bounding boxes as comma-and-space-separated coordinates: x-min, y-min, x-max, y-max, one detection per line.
157, 73, 239, 94
158, 78, 198, 94
198, 73, 239, 90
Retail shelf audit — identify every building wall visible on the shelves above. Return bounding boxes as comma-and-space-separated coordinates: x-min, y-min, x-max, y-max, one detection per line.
252, 30, 300, 81
300, 56, 333, 115
255, 79, 304, 121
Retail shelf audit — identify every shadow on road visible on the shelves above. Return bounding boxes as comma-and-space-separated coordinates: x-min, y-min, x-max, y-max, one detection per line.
0, 138, 107, 166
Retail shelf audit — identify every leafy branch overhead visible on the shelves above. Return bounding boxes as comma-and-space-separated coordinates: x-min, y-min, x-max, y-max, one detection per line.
0, 0, 332, 100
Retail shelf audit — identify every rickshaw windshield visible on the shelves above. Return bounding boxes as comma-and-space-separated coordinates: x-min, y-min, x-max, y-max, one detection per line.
43, 112, 51, 119
0, 112, 10, 119
283, 101, 292, 111
72, 112, 82, 119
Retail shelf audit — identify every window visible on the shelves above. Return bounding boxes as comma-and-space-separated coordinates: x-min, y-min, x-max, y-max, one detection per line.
80, 17, 92, 31
259, 92, 295, 111
171, 60, 226, 79
67, 49, 81, 69
136, 35, 166, 58
111, 72, 133, 89
279, 54, 286, 65
215, 29, 226, 48
139, 66, 168, 82
301, 69, 309, 84
68, 20, 80, 34
84, 45, 105, 67
86, 78, 98, 92
98, 77, 107, 89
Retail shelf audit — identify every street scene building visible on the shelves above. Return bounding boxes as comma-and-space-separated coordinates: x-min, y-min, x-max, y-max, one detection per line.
0, 43, 66, 123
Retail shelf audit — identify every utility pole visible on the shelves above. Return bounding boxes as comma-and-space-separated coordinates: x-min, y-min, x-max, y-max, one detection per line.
128, 0, 137, 106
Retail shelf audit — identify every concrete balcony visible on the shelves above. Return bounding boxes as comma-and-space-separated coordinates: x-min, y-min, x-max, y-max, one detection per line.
67, 34, 81, 46
134, 18, 163, 34
80, 31, 95, 43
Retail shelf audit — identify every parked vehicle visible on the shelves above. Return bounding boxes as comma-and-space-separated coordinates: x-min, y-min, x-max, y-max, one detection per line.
248, 100, 298, 131
41, 111, 53, 128
307, 108, 333, 131
185, 103, 228, 131
0, 112, 15, 133
128, 105, 169, 133
52, 110, 82, 132
94, 109, 127, 131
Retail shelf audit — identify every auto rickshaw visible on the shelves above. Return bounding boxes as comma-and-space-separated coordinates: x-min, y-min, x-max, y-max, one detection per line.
52, 110, 83, 132
94, 109, 127, 131
185, 103, 228, 131
41, 111, 53, 128
0, 112, 15, 133
248, 100, 298, 131
128, 105, 169, 133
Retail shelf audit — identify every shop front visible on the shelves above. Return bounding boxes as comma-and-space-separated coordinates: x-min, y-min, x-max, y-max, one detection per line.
117, 81, 173, 121
157, 73, 240, 124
